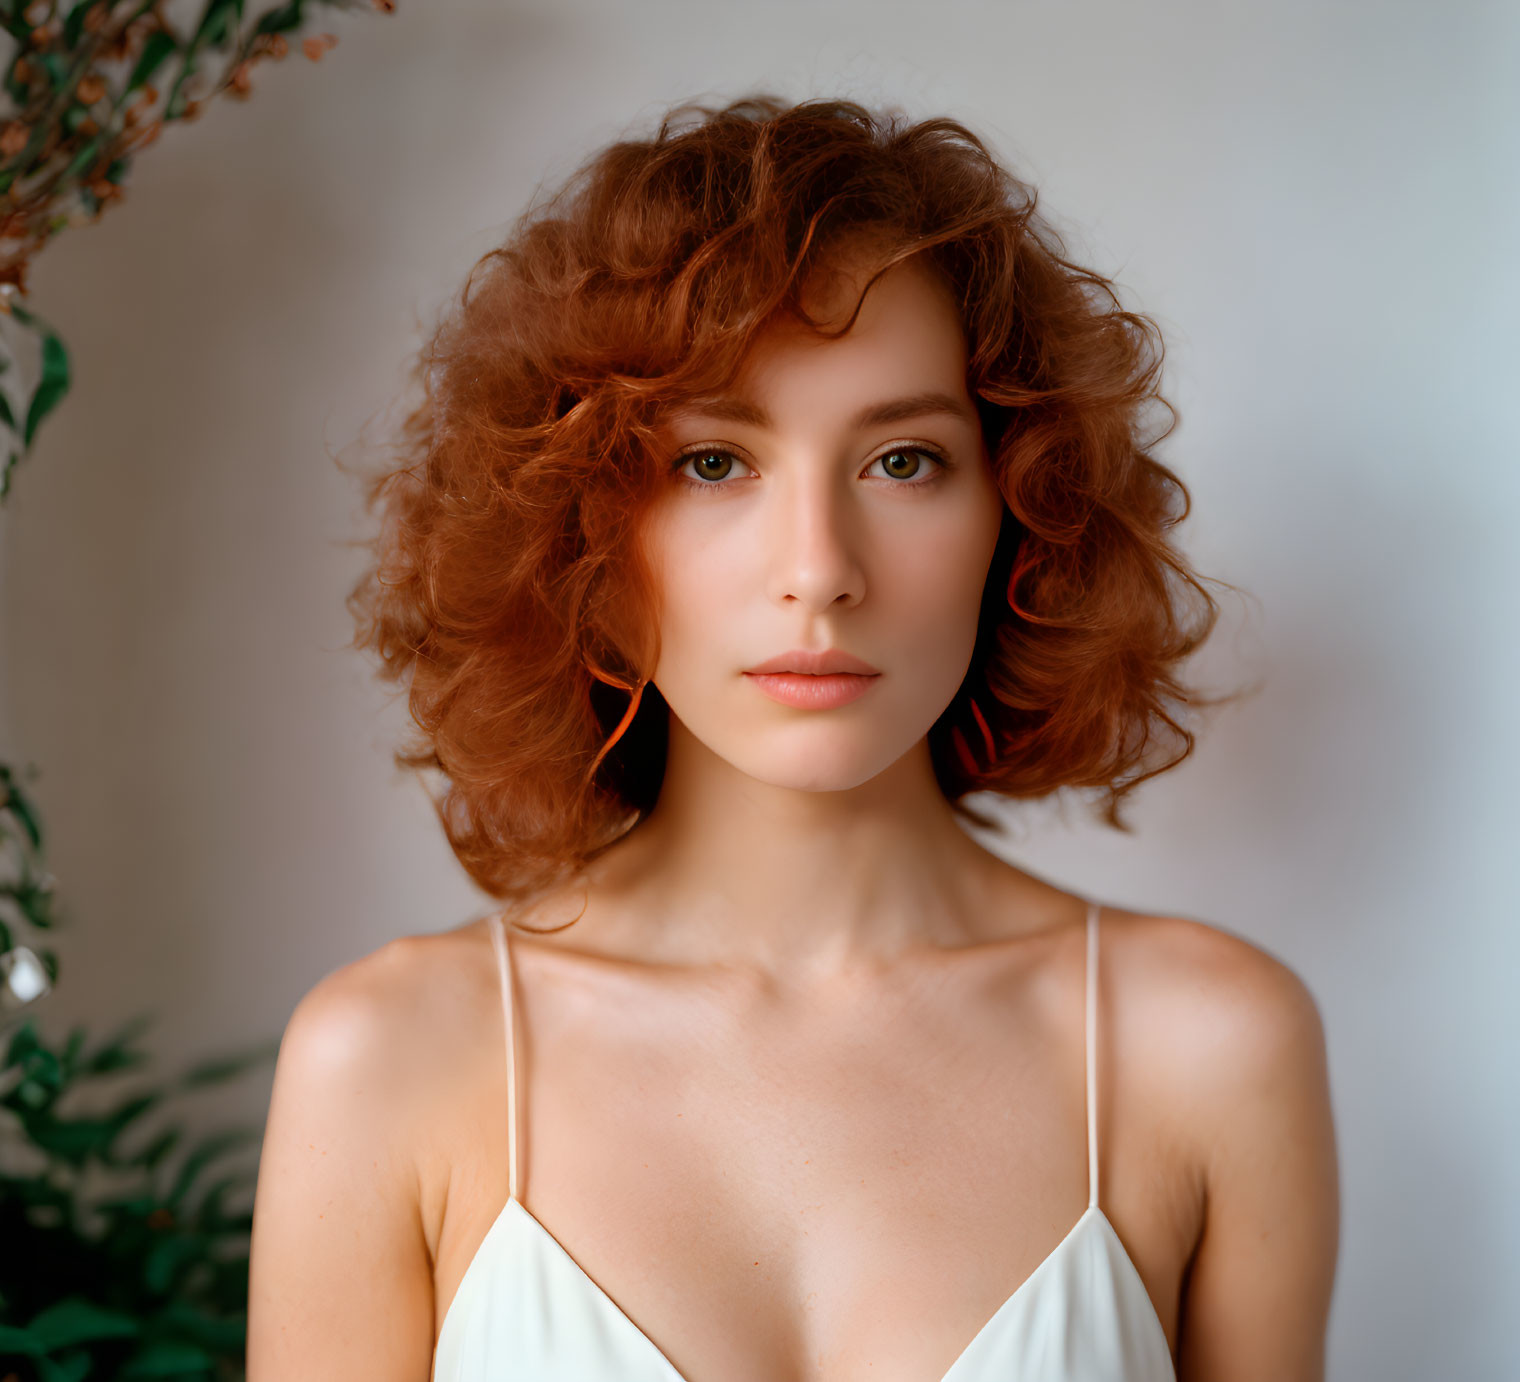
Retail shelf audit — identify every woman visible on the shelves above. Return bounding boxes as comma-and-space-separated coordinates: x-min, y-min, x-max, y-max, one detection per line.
248, 97, 1339, 1381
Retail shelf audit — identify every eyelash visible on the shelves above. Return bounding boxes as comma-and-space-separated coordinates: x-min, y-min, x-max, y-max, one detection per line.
671, 444, 951, 493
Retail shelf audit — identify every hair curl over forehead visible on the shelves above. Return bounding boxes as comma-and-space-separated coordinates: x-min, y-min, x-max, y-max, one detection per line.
345, 95, 1235, 906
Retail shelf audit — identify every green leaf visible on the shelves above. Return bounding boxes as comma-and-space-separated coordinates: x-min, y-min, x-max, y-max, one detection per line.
0, 386, 16, 430
39, 52, 70, 93
154, 1301, 248, 1354
191, 1171, 256, 1232
61, 1023, 87, 1075
94, 1188, 161, 1218
82, 1012, 156, 1074
22, 1296, 141, 1350
166, 1128, 260, 1209
177, 1039, 279, 1090
123, 1125, 183, 1171
0, 1320, 47, 1356
62, 132, 102, 182
192, 0, 243, 50
118, 1339, 218, 1378
145, 1230, 207, 1294
98, 1088, 170, 1154
63, 2, 94, 48
255, 2, 307, 37
4, 1018, 41, 1064
126, 30, 179, 94
22, 1110, 130, 1162
11, 1037, 65, 1095
23, 329, 70, 448
163, 54, 199, 122
37, 1352, 94, 1382
17, 873, 56, 924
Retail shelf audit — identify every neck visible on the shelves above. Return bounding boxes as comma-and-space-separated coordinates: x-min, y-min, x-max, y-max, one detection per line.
573, 719, 1007, 981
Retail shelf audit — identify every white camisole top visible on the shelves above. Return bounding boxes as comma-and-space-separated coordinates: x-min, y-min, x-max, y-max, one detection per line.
432, 900, 1176, 1380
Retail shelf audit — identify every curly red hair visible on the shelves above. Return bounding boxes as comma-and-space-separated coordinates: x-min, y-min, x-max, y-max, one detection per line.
345, 95, 1235, 905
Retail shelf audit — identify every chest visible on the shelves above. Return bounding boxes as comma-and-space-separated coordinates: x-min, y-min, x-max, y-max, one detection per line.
423, 949, 1194, 1381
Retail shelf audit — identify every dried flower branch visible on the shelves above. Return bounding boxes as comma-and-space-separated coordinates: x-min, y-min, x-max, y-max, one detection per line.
0, 0, 394, 501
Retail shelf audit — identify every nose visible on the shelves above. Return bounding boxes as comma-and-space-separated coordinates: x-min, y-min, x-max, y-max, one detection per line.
763, 468, 866, 612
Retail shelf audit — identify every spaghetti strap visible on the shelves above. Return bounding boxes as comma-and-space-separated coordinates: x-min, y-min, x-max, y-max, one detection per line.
1085, 899, 1101, 1210
487, 913, 519, 1204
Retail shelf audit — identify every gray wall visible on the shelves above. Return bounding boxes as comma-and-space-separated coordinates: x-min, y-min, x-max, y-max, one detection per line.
2, 0, 1514, 1375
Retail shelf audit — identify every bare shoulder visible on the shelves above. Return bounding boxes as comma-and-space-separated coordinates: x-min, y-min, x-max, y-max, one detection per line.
1101, 907, 1339, 1380
291, 917, 502, 1124
1100, 906, 1328, 1084
247, 918, 500, 1380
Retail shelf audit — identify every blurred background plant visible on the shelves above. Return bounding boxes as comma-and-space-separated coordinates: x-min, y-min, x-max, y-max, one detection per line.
0, 0, 394, 500
0, 3, 392, 1376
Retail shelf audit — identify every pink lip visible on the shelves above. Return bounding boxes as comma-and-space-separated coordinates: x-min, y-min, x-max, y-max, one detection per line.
744, 648, 881, 675
741, 649, 881, 710
743, 672, 879, 709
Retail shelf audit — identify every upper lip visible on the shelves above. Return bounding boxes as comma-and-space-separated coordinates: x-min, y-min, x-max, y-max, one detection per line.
744, 649, 881, 676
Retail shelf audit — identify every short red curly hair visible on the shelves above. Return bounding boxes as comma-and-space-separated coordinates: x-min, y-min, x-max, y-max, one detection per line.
346, 95, 1232, 906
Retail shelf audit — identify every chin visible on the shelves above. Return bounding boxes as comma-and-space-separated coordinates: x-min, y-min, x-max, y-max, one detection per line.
721, 732, 910, 793
668, 697, 941, 793
744, 765, 889, 794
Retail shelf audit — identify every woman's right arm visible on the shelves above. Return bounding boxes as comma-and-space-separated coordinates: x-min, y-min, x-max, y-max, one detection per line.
247, 943, 437, 1381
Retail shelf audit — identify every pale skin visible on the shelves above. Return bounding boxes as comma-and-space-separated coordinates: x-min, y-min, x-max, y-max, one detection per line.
247, 251, 1340, 1381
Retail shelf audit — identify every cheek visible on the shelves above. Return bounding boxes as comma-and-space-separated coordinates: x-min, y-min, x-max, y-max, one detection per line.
875, 504, 999, 677
647, 513, 744, 672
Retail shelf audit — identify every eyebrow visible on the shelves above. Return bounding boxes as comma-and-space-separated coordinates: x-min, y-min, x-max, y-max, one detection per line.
679, 390, 978, 431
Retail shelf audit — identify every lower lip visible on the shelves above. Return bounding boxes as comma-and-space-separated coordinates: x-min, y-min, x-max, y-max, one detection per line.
742, 672, 881, 709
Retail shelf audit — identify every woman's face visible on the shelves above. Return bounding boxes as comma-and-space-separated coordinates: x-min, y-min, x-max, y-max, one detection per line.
641, 251, 1007, 793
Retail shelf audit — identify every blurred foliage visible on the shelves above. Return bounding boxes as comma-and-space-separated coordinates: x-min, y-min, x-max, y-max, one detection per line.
0, 0, 394, 500
1, 766, 282, 1381
0, 764, 59, 982
0, 3, 393, 1376
0, 1010, 279, 1381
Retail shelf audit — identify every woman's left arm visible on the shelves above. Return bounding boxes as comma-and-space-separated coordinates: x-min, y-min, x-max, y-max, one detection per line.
1176, 951, 1341, 1381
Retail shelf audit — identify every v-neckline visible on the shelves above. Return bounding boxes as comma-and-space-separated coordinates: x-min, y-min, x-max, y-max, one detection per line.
495, 1194, 1112, 1382
452, 903, 1176, 1379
